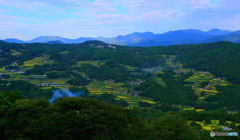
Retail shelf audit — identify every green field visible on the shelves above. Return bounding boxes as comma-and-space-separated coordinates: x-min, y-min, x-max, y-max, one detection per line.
124, 65, 138, 71
10, 49, 22, 55
153, 77, 165, 86
163, 55, 183, 68
192, 120, 240, 131
20, 56, 54, 70
75, 60, 103, 67
86, 81, 155, 108
86, 81, 127, 95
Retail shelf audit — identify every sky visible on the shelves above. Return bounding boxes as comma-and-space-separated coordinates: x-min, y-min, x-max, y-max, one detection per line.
0, 0, 239, 40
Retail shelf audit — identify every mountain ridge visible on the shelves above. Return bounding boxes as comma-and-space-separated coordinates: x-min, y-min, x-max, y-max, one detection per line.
3, 28, 238, 46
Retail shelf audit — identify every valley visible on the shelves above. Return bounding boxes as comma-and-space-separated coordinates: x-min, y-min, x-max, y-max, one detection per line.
1, 40, 240, 139
1, 0, 240, 138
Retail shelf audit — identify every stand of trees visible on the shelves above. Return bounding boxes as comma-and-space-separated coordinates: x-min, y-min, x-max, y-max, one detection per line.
138, 71, 195, 105
0, 92, 211, 140
0, 80, 52, 99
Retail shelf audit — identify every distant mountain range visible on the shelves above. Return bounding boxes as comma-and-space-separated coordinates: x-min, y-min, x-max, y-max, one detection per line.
4, 38, 26, 44
3, 28, 240, 47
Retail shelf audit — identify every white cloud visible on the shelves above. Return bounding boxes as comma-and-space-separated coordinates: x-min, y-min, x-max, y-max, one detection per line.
131, 10, 185, 22
0, 0, 239, 39
0, 0, 226, 10
189, 0, 211, 8
186, 0, 223, 9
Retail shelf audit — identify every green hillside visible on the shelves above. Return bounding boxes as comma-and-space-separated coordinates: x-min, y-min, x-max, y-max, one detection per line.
1, 40, 240, 139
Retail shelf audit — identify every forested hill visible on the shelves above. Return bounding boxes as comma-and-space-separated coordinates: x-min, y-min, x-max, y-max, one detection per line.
178, 42, 240, 84
145, 41, 240, 84
1, 40, 240, 83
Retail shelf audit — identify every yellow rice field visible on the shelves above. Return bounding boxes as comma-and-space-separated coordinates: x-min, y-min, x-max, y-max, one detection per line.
196, 109, 205, 112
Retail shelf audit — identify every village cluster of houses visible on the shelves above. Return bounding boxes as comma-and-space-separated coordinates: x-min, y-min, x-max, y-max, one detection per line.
35, 82, 65, 87
4, 69, 25, 74
129, 80, 144, 86
2, 62, 25, 74
95, 45, 116, 49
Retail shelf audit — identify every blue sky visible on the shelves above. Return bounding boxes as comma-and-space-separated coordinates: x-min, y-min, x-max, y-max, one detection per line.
0, 0, 239, 40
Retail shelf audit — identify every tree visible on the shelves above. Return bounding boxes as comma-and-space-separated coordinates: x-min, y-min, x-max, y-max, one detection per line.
138, 101, 152, 107
205, 118, 211, 124
200, 91, 206, 96
2, 97, 136, 140
92, 93, 129, 107
230, 122, 236, 130
0, 91, 21, 139
67, 75, 89, 86
190, 121, 202, 130
147, 113, 202, 139
219, 119, 225, 125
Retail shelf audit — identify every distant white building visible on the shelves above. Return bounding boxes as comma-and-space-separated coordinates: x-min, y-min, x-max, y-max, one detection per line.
108, 45, 116, 49
18, 71, 25, 74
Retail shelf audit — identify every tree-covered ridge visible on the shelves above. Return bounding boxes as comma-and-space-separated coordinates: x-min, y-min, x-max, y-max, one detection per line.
131, 41, 240, 84
176, 41, 240, 84
138, 71, 194, 105
2, 40, 240, 83
0, 93, 215, 140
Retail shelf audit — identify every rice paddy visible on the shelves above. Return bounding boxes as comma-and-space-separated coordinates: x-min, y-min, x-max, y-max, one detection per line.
86, 81, 155, 108
183, 107, 195, 111
10, 49, 22, 56
0, 54, 233, 111
177, 105, 206, 112
75, 60, 103, 67
163, 55, 183, 68
21, 56, 54, 70
196, 109, 205, 112
86, 81, 126, 95
124, 65, 138, 71
184, 71, 230, 101
2, 57, 158, 107
153, 77, 165, 86
189, 120, 236, 131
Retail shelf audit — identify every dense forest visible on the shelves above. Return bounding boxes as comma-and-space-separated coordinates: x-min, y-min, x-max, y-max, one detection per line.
1, 40, 240, 139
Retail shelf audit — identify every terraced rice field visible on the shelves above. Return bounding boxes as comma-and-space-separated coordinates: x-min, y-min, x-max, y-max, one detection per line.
184, 71, 230, 100
61, 51, 70, 54
117, 94, 156, 108
87, 81, 155, 108
177, 105, 205, 112
153, 77, 166, 86
41, 87, 51, 89
10, 49, 22, 55
185, 72, 213, 83
196, 109, 205, 112
20, 56, 54, 70
76, 60, 102, 67
177, 105, 195, 111
9, 75, 28, 80
183, 107, 195, 111
124, 65, 138, 71
87, 81, 126, 95
192, 120, 236, 131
